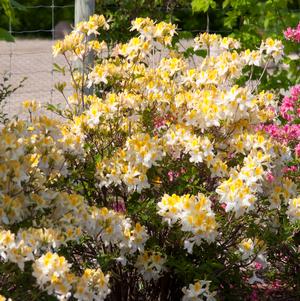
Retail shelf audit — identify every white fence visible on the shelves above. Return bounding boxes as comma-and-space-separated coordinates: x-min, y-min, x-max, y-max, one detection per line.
0, 2, 74, 118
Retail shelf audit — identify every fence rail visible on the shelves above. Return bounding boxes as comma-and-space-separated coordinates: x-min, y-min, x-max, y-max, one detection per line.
11, 4, 74, 9
1, 1, 74, 119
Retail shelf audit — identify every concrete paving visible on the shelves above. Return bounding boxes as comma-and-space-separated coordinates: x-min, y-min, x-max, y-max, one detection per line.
0, 38, 72, 119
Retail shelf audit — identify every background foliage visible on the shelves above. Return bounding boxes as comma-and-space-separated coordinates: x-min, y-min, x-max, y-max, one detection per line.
1, 0, 300, 44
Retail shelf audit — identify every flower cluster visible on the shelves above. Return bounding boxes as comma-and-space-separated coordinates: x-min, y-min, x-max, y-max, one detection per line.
194, 33, 240, 51
53, 14, 109, 59
182, 280, 216, 301
259, 38, 284, 63
194, 33, 283, 64
194, 32, 220, 49
238, 238, 265, 261
0, 228, 63, 270
131, 17, 176, 45
33, 252, 110, 301
216, 133, 278, 216
32, 252, 73, 301
280, 85, 300, 122
87, 207, 148, 256
284, 22, 300, 43
135, 251, 167, 281
262, 84, 300, 167
0, 116, 70, 225
157, 193, 218, 253
74, 268, 111, 301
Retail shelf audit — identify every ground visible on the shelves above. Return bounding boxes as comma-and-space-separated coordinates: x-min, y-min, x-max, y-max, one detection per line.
0, 38, 71, 119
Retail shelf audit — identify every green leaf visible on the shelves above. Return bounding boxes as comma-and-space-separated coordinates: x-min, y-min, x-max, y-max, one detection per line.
11, 0, 26, 11
194, 49, 208, 57
191, 0, 216, 13
177, 31, 193, 40
224, 11, 239, 29
53, 63, 66, 75
0, 28, 14, 42
1, 0, 14, 19
223, 0, 231, 8
54, 82, 67, 93
183, 47, 195, 58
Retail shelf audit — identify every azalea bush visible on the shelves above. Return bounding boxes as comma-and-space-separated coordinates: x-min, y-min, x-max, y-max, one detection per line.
261, 23, 300, 186
0, 15, 299, 301
262, 84, 300, 177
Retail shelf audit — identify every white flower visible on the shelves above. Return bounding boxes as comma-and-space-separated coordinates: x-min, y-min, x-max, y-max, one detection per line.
287, 197, 300, 222
248, 272, 264, 285
135, 251, 167, 281
239, 239, 254, 260
182, 280, 216, 301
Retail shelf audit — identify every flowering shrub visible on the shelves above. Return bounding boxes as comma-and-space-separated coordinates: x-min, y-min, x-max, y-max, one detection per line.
0, 15, 299, 300
262, 84, 300, 173
261, 26, 300, 187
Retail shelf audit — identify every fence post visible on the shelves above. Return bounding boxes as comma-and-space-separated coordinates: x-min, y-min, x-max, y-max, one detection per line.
75, 0, 95, 96
51, 0, 55, 105
75, 0, 95, 25
8, 16, 13, 111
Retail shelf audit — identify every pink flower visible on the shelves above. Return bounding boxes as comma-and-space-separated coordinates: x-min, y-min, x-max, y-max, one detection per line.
262, 83, 299, 173
180, 167, 186, 174
282, 165, 298, 173
295, 143, 300, 157
153, 114, 173, 130
284, 27, 295, 40
227, 152, 234, 159
271, 279, 282, 289
167, 170, 179, 182
221, 203, 226, 210
280, 96, 294, 121
279, 85, 300, 122
255, 262, 263, 270
284, 22, 300, 43
113, 199, 126, 213
250, 289, 259, 301
291, 84, 300, 98
266, 172, 275, 183
262, 124, 300, 143
282, 166, 290, 173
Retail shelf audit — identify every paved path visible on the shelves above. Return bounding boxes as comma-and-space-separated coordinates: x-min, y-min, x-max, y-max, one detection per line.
0, 39, 71, 119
